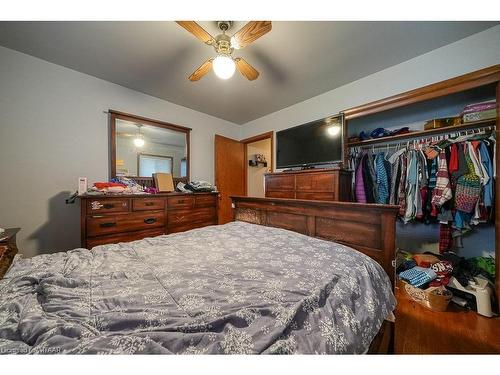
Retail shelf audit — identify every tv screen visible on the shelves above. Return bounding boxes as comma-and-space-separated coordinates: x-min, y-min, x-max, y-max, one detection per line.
276, 116, 343, 168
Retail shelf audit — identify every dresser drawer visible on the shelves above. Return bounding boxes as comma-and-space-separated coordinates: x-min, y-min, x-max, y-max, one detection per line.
86, 228, 165, 249
168, 207, 216, 226
86, 198, 129, 213
195, 194, 217, 208
295, 192, 335, 201
132, 198, 165, 211
167, 196, 195, 210
265, 174, 295, 190
266, 191, 295, 199
296, 173, 335, 191
87, 211, 165, 237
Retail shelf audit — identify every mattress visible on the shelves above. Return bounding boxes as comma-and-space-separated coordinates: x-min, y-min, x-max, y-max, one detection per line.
0, 221, 395, 354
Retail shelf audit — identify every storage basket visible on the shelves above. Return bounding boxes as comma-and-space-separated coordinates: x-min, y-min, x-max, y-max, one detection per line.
399, 280, 452, 312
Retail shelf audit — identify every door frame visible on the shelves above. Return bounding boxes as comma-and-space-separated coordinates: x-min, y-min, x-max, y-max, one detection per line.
240, 131, 274, 196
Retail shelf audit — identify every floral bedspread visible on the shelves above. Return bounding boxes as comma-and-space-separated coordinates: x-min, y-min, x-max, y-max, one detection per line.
0, 221, 395, 354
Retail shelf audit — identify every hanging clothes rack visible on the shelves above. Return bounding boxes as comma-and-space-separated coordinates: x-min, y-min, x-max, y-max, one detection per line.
349, 124, 496, 153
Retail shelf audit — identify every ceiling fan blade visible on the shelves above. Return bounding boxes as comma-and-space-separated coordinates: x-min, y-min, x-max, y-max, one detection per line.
231, 21, 272, 49
188, 58, 213, 81
235, 58, 259, 81
176, 21, 215, 45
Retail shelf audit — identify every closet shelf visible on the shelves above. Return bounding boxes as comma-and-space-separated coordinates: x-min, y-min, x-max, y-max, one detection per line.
347, 118, 496, 147
249, 160, 268, 167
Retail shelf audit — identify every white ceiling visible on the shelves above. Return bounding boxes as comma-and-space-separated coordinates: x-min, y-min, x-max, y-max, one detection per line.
0, 21, 497, 124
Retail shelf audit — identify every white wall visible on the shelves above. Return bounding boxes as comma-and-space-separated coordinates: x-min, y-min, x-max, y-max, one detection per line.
240, 25, 500, 259
0, 45, 240, 258
241, 25, 500, 139
247, 138, 272, 198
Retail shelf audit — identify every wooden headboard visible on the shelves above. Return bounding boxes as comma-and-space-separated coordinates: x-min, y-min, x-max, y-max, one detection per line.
230, 196, 399, 283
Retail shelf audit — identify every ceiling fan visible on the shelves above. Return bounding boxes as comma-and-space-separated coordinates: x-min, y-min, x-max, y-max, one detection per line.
176, 21, 272, 81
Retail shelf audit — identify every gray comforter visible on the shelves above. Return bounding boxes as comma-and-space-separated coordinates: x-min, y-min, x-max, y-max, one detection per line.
0, 221, 395, 354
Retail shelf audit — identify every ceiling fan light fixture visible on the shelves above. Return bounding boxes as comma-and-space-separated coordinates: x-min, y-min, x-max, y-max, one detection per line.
213, 55, 236, 79
133, 136, 145, 147
133, 125, 145, 147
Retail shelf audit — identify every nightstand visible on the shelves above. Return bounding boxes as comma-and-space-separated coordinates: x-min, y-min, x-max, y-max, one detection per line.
0, 228, 20, 278
394, 285, 500, 353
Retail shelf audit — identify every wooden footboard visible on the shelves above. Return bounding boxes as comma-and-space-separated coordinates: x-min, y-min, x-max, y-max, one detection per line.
230, 196, 399, 284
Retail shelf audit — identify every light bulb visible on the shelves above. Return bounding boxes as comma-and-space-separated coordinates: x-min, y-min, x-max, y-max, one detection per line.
326, 125, 341, 137
213, 55, 236, 80
133, 136, 145, 147
230, 36, 240, 49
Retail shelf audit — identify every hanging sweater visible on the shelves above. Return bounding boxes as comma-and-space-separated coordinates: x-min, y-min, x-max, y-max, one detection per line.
431, 150, 453, 207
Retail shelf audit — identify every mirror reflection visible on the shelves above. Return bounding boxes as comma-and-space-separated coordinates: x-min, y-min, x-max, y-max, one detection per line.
115, 119, 188, 178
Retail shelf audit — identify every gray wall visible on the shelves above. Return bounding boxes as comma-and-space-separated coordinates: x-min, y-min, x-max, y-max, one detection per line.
0, 45, 240, 258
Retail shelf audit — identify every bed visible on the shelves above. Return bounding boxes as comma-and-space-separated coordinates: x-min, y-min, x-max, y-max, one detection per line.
0, 197, 398, 354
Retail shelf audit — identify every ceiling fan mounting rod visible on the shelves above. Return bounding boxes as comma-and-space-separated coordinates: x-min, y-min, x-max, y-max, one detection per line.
217, 21, 231, 33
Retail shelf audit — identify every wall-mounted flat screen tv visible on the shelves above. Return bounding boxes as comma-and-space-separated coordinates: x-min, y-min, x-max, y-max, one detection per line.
276, 115, 343, 169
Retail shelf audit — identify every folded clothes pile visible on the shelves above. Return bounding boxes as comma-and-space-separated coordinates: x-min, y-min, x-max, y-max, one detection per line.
88, 177, 149, 194
429, 260, 454, 287
399, 266, 437, 288
461, 100, 497, 123
92, 182, 127, 193
397, 251, 454, 288
357, 126, 411, 141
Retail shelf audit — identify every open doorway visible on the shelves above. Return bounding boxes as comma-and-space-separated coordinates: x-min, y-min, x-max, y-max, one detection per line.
243, 132, 273, 198
214, 131, 273, 224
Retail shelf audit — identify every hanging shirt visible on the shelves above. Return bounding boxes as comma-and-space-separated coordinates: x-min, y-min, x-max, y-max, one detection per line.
479, 141, 493, 207
362, 153, 375, 203
355, 153, 367, 203
448, 144, 459, 176
404, 150, 418, 223
431, 150, 453, 207
398, 153, 408, 217
375, 152, 389, 204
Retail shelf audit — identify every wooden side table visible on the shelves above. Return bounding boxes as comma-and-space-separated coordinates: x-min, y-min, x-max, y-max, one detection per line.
0, 228, 20, 278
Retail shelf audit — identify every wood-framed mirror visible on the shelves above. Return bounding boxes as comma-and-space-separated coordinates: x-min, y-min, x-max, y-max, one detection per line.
109, 110, 191, 187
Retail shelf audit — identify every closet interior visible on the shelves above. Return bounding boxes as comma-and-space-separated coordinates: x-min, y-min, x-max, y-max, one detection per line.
342, 66, 500, 307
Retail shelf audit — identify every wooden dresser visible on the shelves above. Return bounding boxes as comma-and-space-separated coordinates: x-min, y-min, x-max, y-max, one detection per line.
0, 228, 20, 278
264, 168, 351, 201
79, 192, 218, 248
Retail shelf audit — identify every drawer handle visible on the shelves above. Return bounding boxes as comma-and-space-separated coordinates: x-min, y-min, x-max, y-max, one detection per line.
99, 222, 116, 228
144, 218, 157, 224
103, 204, 115, 209
177, 199, 185, 204
145, 202, 155, 206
